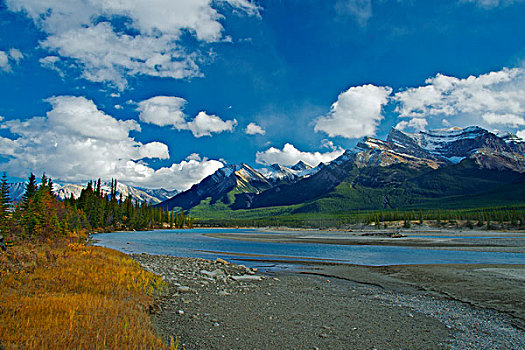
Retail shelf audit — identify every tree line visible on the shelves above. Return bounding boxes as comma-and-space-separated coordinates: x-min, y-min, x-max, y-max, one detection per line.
0, 172, 193, 242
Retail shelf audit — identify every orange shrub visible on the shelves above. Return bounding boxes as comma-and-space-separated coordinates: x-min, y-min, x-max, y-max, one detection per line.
0, 242, 176, 349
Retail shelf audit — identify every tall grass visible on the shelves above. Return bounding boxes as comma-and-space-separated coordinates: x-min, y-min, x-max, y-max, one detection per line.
0, 240, 176, 349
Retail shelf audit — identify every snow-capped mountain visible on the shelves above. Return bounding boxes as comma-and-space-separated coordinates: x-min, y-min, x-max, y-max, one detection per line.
6, 182, 27, 202
354, 126, 525, 172
158, 125, 525, 212
157, 163, 274, 210
6, 181, 177, 204
157, 160, 324, 211
258, 164, 297, 182
257, 161, 320, 183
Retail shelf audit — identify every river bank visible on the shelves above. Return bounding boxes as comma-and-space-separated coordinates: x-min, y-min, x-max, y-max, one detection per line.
132, 253, 525, 350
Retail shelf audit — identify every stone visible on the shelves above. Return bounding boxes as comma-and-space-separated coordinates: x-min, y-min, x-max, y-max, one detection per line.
201, 269, 225, 278
231, 275, 262, 282
177, 286, 193, 293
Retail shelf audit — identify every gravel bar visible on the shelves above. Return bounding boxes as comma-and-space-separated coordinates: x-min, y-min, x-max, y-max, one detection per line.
132, 253, 525, 350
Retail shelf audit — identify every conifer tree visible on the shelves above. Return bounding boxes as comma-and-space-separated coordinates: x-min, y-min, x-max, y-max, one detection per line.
0, 172, 11, 230
22, 173, 37, 209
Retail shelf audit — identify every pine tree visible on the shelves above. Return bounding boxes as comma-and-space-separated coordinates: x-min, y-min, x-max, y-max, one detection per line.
0, 172, 11, 230
22, 173, 37, 209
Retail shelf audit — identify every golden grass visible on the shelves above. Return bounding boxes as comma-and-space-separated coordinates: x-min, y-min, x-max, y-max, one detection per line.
0, 241, 176, 349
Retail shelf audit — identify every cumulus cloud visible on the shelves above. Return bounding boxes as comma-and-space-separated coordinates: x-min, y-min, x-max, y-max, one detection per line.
394, 68, 525, 133
138, 96, 236, 137
256, 143, 345, 167
188, 111, 237, 137
314, 84, 392, 139
137, 96, 187, 128
245, 122, 266, 135
0, 95, 223, 190
6, 0, 259, 89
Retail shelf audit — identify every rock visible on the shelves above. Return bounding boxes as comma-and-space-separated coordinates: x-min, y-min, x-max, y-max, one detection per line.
177, 310, 185, 315
201, 269, 225, 278
319, 333, 329, 338
231, 275, 262, 282
216, 258, 228, 264
177, 286, 193, 293
213, 322, 220, 327
218, 290, 231, 296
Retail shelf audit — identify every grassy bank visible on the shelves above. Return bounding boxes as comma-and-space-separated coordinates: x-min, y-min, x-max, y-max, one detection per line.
0, 238, 176, 349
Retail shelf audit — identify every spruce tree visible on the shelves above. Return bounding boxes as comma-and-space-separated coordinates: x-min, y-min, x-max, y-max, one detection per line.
0, 172, 11, 229
22, 173, 37, 209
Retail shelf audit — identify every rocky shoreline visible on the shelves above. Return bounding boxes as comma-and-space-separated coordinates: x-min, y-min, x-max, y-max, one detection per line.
132, 253, 525, 350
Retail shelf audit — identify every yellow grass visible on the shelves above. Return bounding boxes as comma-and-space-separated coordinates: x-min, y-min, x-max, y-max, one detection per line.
0, 240, 176, 349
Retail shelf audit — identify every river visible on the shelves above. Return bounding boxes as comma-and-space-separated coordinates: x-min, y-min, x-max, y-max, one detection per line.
93, 228, 525, 270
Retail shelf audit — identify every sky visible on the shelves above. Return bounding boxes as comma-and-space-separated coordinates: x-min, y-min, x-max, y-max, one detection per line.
0, 0, 524, 190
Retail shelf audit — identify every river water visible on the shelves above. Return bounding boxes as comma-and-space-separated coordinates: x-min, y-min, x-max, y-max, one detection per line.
93, 228, 525, 269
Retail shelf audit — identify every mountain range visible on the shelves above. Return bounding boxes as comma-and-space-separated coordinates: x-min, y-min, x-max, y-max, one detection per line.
157, 126, 525, 214
7, 181, 178, 205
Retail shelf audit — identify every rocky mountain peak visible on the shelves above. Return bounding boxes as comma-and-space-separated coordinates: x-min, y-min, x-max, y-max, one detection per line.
290, 160, 313, 171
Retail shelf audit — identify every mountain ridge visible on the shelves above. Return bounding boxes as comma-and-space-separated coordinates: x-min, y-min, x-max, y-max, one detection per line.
157, 125, 525, 213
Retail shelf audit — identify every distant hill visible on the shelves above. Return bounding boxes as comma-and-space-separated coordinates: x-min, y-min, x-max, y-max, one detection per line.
7, 181, 177, 205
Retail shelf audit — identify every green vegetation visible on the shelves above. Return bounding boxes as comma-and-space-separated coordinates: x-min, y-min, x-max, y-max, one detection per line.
191, 200, 525, 229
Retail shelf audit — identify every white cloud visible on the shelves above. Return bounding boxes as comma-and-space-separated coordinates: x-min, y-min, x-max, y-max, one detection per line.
517, 130, 525, 140
0, 51, 9, 72
143, 157, 224, 191
482, 113, 525, 127
39, 56, 63, 76
459, 0, 524, 8
256, 143, 345, 167
188, 111, 237, 137
8, 48, 23, 63
335, 0, 372, 26
395, 117, 428, 131
0, 48, 24, 72
185, 153, 202, 161
6, 0, 259, 88
0, 95, 224, 190
138, 96, 188, 128
314, 84, 392, 139
245, 122, 266, 135
137, 96, 236, 137
394, 68, 525, 133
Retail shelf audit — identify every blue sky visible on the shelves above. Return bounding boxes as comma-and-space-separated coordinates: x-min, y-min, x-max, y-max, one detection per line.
0, 0, 524, 190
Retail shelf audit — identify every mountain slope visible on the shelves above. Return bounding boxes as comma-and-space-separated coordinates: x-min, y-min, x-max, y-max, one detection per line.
156, 164, 273, 211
